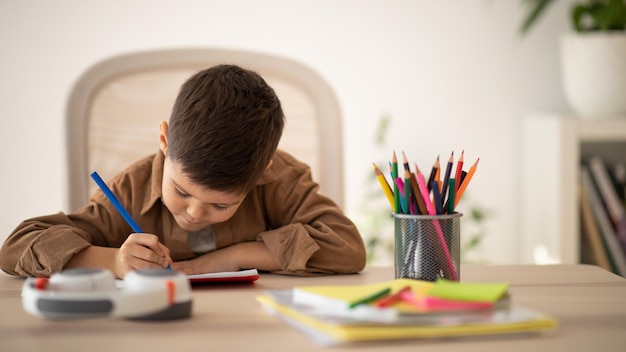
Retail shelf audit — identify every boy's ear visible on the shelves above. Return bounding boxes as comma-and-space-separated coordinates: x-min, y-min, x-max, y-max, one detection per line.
265, 160, 273, 170
159, 121, 169, 155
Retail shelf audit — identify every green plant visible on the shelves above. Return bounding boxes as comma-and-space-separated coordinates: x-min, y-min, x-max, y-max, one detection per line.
520, 0, 626, 35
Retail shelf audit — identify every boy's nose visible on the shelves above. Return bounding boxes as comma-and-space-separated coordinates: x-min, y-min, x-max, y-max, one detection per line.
186, 203, 207, 220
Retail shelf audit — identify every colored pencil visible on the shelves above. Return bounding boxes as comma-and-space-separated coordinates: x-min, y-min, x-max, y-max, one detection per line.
404, 169, 415, 214
395, 177, 408, 214
375, 286, 412, 308
434, 155, 442, 192
392, 151, 401, 214
440, 151, 454, 208
348, 287, 392, 308
427, 156, 438, 192
414, 165, 458, 280
409, 172, 428, 215
400, 152, 415, 213
91, 171, 143, 233
373, 163, 394, 210
415, 164, 435, 215
460, 170, 468, 185
454, 158, 479, 208
454, 150, 464, 193
447, 178, 456, 214
401, 151, 411, 172
91, 171, 171, 270
431, 181, 444, 215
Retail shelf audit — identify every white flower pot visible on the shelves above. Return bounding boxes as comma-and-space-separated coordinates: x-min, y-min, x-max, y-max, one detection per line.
559, 32, 626, 118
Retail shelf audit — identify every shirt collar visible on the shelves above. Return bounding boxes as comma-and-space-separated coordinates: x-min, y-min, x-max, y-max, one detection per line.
141, 150, 165, 215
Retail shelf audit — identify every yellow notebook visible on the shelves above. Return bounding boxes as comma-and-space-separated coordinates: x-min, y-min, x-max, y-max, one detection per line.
257, 279, 557, 345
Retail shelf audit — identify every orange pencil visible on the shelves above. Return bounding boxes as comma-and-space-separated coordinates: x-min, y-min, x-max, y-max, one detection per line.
454, 157, 479, 208
434, 155, 442, 192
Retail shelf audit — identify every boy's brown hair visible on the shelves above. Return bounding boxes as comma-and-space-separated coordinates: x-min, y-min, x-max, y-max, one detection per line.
167, 64, 285, 194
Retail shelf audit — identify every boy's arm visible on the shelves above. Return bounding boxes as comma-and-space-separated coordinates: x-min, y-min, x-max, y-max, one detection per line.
0, 212, 171, 278
255, 156, 367, 276
0, 187, 149, 278
0, 212, 98, 277
171, 241, 280, 275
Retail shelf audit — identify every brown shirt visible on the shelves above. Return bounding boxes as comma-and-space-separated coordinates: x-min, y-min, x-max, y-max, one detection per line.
0, 150, 366, 277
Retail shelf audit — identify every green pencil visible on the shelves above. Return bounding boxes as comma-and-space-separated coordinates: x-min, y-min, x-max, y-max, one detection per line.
348, 287, 392, 309
392, 151, 400, 214
447, 178, 456, 214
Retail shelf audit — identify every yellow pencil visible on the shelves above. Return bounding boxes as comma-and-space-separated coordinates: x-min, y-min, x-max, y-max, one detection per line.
454, 157, 479, 208
373, 163, 395, 210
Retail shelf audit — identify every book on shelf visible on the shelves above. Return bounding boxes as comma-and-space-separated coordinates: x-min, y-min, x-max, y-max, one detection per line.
256, 278, 557, 345
588, 156, 626, 254
581, 165, 626, 276
578, 180, 612, 271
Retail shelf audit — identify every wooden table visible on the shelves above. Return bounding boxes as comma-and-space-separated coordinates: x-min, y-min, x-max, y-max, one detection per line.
1, 264, 625, 351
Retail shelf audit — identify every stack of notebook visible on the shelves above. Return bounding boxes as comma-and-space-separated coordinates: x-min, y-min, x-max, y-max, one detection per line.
256, 278, 557, 345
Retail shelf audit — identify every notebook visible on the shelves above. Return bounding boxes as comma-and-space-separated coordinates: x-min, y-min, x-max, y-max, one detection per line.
256, 279, 557, 345
115, 269, 259, 288
187, 269, 260, 284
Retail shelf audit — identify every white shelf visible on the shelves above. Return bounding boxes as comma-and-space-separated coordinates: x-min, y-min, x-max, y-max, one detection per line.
521, 113, 626, 264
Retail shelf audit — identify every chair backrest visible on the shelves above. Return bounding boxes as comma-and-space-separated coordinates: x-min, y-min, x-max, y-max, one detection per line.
66, 48, 344, 211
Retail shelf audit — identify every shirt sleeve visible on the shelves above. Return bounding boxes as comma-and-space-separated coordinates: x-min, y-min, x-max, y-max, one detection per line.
0, 183, 137, 277
256, 158, 367, 276
0, 211, 112, 277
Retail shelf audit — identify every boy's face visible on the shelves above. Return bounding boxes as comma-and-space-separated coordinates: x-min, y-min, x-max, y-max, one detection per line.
161, 157, 245, 232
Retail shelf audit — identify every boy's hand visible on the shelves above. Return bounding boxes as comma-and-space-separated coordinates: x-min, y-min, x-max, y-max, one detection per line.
114, 233, 173, 278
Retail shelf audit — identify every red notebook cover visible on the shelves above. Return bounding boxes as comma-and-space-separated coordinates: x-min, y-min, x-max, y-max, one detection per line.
187, 269, 260, 284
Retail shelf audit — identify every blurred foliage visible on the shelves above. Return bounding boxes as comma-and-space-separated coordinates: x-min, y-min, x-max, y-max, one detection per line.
520, 0, 626, 35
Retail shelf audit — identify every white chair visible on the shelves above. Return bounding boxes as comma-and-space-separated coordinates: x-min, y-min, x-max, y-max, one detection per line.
65, 48, 344, 211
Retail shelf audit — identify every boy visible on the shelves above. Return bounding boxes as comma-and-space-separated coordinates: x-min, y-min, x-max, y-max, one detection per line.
0, 64, 366, 278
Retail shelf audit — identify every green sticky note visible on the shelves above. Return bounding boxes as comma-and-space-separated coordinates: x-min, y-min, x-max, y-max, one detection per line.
428, 279, 508, 302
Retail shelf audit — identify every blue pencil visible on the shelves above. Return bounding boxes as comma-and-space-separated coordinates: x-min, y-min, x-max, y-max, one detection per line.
90, 171, 171, 270
431, 181, 444, 215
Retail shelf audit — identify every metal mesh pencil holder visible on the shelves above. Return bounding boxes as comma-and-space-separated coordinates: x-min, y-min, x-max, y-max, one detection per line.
392, 212, 462, 281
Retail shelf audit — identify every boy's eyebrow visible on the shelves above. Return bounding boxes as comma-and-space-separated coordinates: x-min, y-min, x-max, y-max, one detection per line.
171, 179, 241, 206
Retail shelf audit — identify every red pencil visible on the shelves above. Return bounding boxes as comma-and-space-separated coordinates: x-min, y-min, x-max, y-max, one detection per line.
454, 150, 464, 194
375, 286, 412, 308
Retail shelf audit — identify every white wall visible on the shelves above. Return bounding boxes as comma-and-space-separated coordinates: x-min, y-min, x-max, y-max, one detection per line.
0, 0, 573, 264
